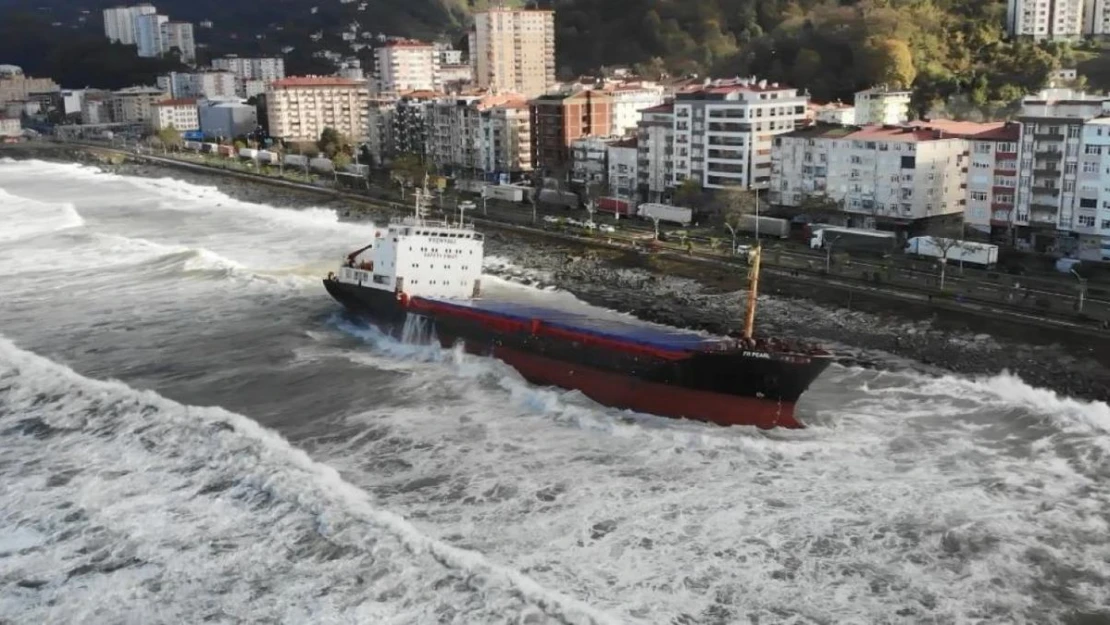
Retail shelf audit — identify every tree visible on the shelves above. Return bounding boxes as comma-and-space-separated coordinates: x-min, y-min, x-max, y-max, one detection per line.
333, 152, 352, 171
673, 179, 703, 209
926, 222, 964, 291
156, 126, 182, 152
317, 127, 347, 159
390, 152, 430, 190
797, 193, 841, 223
861, 37, 917, 89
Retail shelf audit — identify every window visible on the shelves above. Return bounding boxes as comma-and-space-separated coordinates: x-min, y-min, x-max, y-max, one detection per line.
975, 143, 992, 154
1084, 161, 1099, 173
1078, 215, 1096, 227
1086, 145, 1102, 155
1102, 220, 1110, 229
970, 191, 988, 201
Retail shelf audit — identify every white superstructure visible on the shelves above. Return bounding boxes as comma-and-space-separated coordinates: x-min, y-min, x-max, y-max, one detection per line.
332, 193, 484, 300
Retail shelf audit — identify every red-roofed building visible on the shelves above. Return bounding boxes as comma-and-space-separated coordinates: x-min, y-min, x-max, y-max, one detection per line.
266, 75, 369, 143
962, 122, 1021, 238
771, 122, 971, 227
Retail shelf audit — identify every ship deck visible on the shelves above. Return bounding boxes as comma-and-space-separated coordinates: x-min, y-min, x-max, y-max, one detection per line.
421, 292, 726, 352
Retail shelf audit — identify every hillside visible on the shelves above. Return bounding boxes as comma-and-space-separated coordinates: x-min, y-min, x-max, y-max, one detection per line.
0, 0, 1089, 115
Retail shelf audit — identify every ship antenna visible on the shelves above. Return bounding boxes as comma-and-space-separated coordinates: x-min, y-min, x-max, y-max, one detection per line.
742, 192, 761, 340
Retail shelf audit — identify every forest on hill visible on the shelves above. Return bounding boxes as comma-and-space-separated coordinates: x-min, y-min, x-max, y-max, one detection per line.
549, 0, 1079, 116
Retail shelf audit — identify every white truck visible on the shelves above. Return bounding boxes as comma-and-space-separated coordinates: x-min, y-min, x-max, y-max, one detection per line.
637, 203, 692, 227
238, 147, 259, 160
483, 184, 528, 203
904, 236, 999, 267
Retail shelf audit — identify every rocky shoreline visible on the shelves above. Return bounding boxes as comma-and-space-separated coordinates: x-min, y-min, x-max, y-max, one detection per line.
11, 149, 1110, 403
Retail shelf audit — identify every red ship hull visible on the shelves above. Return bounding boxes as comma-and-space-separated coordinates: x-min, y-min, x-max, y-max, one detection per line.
491, 346, 801, 428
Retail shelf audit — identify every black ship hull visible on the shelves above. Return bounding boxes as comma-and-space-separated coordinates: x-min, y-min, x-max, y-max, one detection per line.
324, 279, 831, 428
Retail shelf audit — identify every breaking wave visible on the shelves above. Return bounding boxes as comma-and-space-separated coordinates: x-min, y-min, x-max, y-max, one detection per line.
0, 336, 620, 624
0, 187, 84, 243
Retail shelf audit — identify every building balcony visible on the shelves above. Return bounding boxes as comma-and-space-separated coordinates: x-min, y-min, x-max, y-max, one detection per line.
1031, 185, 1060, 196
1033, 132, 1065, 141
1034, 150, 1063, 160
1032, 168, 1060, 177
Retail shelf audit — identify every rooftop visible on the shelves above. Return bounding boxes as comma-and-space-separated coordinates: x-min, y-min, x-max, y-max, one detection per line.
153, 98, 198, 107
640, 102, 674, 114
784, 122, 974, 143
382, 38, 434, 48
906, 119, 1008, 139
271, 76, 362, 88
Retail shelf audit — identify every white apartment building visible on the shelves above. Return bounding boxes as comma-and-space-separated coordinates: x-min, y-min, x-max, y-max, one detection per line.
607, 138, 638, 200
435, 44, 463, 65
771, 124, 969, 227
854, 87, 911, 126
1008, 0, 1085, 38
161, 21, 196, 63
1076, 118, 1110, 260
158, 72, 238, 99
959, 122, 1021, 237
1086, 0, 1110, 35
636, 102, 674, 202
198, 100, 258, 139
102, 4, 156, 45
672, 79, 808, 190
151, 98, 199, 132
470, 8, 555, 97
480, 101, 532, 179
266, 76, 369, 143
108, 86, 168, 124
608, 84, 666, 137
135, 13, 168, 58
1015, 89, 1110, 253
813, 102, 856, 125
374, 40, 440, 95
366, 98, 396, 166
213, 57, 286, 97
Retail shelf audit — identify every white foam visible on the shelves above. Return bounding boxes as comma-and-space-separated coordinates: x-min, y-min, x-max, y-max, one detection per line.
0, 336, 620, 625
0, 187, 84, 242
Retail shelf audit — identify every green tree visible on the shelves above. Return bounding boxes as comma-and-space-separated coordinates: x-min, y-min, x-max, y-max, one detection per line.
156, 126, 182, 151
317, 127, 346, 159
862, 37, 917, 89
333, 152, 352, 170
673, 179, 703, 209
390, 152, 430, 188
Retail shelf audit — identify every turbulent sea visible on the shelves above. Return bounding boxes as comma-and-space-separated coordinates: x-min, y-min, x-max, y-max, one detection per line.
2, 158, 1109, 625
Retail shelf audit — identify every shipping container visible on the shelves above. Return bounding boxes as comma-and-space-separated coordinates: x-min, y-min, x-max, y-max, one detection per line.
538, 188, 580, 209
202, 142, 219, 154
183, 141, 202, 151
904, 236, 998, 267
216, 145, 235, 157
483, 184, 527, 203
637, 203, 692, 226
256, 150, 275, 163
810, 226, 897, 255
596, 196, 634, 216
283, 154, 308, 168
238, 148, 259, 160
309, 157, 335, 173
736, 214, 789, 238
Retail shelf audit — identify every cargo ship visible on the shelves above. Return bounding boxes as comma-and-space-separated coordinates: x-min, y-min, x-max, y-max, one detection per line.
324, 191, 832, 429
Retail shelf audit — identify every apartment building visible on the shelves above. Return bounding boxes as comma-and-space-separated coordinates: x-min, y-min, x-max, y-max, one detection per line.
374, 40, 440, 94
480, 101, 532, 179
635, 102, 674, 202
0, 116, 20, 138
151, 98, 199, 132
672, 80, 807, 191
1007, 0, 1085, 38
529, 89, 613, 174
854, 87, 911, 126
0, 66, 59, 105
607, 84, 666, 137
102, 4, 156, 45
1014, 89, 1110, 253
266, 76, 369, 143
161, 21, 196, 63
812, 102, 856, 125
771, 123, 969, 228
1087, 0, 1110, 35
470, 8, 555, 97
1076, 118, 1110, 260
570, 136, 613, 185
135, 13, 168, 58
158, 72, 238, 99
213, 57, 286, 96
954, 122, 1022, 238
428, 95, 484, 172
607, 138, 638, 199
366, 98, 396, 166
108, 86, 168, 124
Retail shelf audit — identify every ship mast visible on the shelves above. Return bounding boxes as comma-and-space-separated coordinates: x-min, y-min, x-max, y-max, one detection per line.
742, 193, 761, 340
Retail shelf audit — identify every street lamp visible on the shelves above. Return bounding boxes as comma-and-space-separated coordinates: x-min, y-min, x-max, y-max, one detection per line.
1071, 268, 1087, 312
